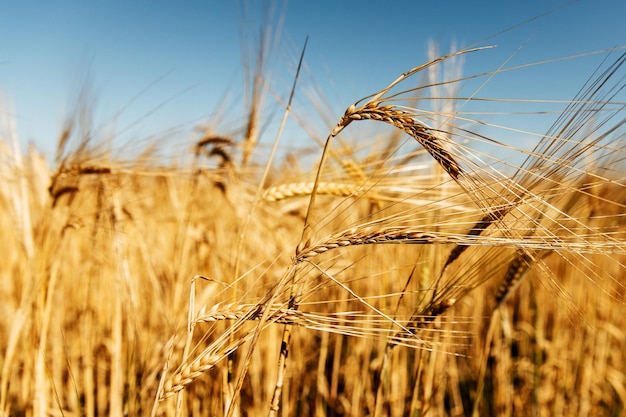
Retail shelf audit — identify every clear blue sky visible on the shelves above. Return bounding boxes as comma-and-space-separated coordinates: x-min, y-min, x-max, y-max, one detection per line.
0, 0, 624, 161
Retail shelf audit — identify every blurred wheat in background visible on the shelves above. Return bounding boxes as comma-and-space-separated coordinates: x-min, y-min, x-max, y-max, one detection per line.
1, 4, 625, 417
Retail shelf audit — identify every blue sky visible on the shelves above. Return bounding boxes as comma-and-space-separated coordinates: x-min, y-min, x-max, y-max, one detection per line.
0, 0, 624, 161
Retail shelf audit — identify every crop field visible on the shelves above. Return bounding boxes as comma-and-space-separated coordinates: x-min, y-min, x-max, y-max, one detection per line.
1, 10, 625, 417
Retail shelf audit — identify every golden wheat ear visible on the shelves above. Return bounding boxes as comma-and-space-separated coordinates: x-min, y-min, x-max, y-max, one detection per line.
338, 103, 463, 180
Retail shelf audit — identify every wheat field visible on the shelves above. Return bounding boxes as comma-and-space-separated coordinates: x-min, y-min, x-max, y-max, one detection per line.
1, 22, 625, 417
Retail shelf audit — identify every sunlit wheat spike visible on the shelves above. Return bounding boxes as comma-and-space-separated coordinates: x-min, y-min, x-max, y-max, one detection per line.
263, 181, 360, 201
159, 349, 237, 400
338, 103, 463, 180
298, 222, 626, 261
158, 327, 252, 401
195, 303, 311, 325
296, 226, 453, 260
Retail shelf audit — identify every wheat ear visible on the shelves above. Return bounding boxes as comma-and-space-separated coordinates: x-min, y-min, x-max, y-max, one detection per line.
158, 335, 249, 401
337, 103, 463, 180
263, 182, 360, 201
296, 226, 460, 260
196, 303, 304, 325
